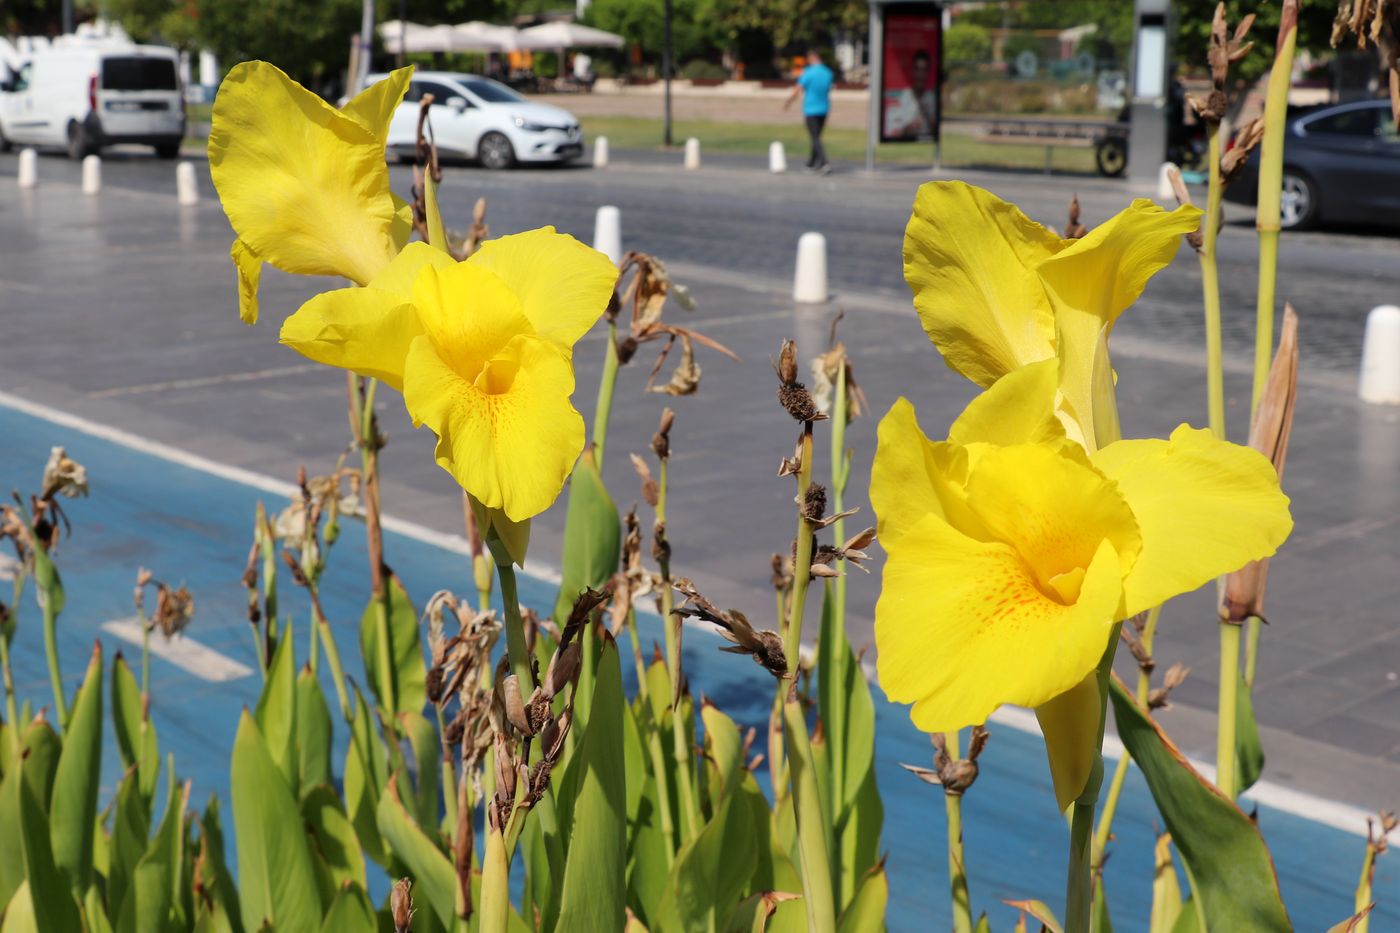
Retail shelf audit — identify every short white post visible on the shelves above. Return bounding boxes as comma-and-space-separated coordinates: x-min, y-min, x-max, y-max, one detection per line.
81, 154, 101, 194
592, 135, 609, 168
793, 232, 828, 304
17, 148, 37, 189
1157, 161, 1178, 200
176, 161, 199, 205
1359, 305, 1400, 404
769, 141, 787, 174
593, 205, 622, 266
684, 137, 701, 170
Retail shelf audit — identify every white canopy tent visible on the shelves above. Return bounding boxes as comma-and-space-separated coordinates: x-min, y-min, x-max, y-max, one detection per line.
516, 22, 625, 50
451, 22, 523, 52
378, 21, 458, 55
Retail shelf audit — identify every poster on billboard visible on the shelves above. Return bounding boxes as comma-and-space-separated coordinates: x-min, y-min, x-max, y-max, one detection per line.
880, 3, 941, 143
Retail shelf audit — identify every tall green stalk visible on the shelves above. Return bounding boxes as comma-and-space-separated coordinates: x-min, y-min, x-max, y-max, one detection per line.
37, 563, 67, 728
1216, 622, 1242, 799
827, 363, 851, 814
945, 729, 974, 933
1199, 123, 1227, 441
480, 827, 510, 933
592, 322, 621, 471
494, 558, 534, 689
659, 457, 700, 840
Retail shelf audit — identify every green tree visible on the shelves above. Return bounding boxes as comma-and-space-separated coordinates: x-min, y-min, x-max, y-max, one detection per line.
585, 0, 726, 66
944, 22, 991, 64
195, 0, 362, 89
102, 0, 199, 47
1175, 0, 1339, 85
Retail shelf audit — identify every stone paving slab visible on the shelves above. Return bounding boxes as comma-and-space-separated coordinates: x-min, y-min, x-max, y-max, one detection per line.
1, 152, 1398, 810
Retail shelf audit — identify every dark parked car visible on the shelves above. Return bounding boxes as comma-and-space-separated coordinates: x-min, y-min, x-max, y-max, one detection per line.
1224, 99, 1399, 230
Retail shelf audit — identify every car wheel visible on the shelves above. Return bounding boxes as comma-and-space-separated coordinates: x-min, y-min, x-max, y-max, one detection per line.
66, 121, 93, 160
154, 141, 180, 159
478, 132, 515, 170
1094, 138, 1126, 177
1279, 169, 1318, 230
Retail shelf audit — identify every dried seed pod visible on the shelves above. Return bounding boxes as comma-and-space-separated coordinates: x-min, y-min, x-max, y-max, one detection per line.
390, 879, 416, 933
652, 408, 675, 460
500, 674, 533, 736
544, 642, 581, 699
1062, 194, 1088, 239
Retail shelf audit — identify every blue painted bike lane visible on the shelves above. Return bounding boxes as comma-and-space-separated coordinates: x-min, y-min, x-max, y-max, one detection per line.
1, 400, 1393, 930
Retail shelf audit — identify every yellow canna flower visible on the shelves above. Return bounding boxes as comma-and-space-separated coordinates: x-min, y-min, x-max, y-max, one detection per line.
870, 360, 1292, 809
280, 227, 618, 526
903, 182, 1202, 450
208, 62, 415, 324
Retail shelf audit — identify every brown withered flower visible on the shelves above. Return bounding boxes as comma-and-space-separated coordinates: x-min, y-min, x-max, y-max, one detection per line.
812, 527, 877, 575
901, 725, 990, 796
1164, 165, 1207, 252
41, 447, 89, 500
1331, 0, 1400, 121
774, 339, 825, 423
810, 327, 868, 423
1189, 3, 1255, 124
390, 878, 416, 933
1220, 117, 1266, 186
1063, 193, 1088, 239
612, 252, 738, 394
673, 578, 787, 679
652, 407, 675, 461
1147, 663, 1191, 711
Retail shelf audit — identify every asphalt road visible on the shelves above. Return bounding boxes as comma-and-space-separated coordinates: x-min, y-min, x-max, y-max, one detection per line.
2, 146, 1399, 813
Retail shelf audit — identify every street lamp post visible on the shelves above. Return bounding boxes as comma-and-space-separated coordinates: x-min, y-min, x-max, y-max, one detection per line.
663, 0, 673, 147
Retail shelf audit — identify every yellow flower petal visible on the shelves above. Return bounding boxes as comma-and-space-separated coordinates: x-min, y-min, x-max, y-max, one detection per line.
1035, 673, 1102, 811
903, 182, 1065, 387
1090, 425, 1292, 617
412, 261, 534, 382
875, 515, 1122, 731
390, 192, 414, 253
869, 398, 981, 552
230, 238, 262, 326
278, 243, 456, 389
208, 61, 399, 285
340, 66, 412, 144
468, 227, 618, 350
402, 334, 584, 521
1037, 200, 1202, 437
947, 359, 1066, 447
963, 443, 1142, 598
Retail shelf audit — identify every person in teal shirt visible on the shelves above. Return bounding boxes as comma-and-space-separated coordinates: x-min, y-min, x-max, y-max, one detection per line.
784, 49, 834, 172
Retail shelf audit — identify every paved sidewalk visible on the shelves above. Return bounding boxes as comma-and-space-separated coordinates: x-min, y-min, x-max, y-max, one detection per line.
0, 153, 1397, 813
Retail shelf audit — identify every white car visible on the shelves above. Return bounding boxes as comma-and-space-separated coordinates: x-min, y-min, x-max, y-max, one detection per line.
0, 44, 184, 159
369, 70, 582, 169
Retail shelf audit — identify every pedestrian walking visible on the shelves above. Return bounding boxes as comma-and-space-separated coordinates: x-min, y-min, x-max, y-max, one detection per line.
784, 49, 834, 173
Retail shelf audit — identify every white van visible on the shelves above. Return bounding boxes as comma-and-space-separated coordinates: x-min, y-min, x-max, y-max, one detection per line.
0, 45, 185, 159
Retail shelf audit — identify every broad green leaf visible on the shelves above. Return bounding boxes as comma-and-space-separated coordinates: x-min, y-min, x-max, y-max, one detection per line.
16, 768, 82, 932
296, 666, 333, 795
552, 448, 621, 622
319, 882, 378, 933
1005, 900, 1064, 933
230, 710, 321, 932
85, 883, 114, 933
627, 773, 671, 926
197, 796, 243, 933
0, 765, 26, 914
254, 626, 298, 792
303, 784, 367, 894
1092, 877, 1113, 933
344, 685, 388, 865
376, 773, 456, 929
118, 767, 188, 933
975, 913, 992, 933
1109, 678, 1291, 931
621, 692, 646, 827
18, 719, 60, 813
556, 638, 628, 932
31, 543, 65, 618
701, 702, 744, 808
50, 643, 103, 894
398, 710, 439, 830
783, 699, 836, 932
1325, 907, 1374, 932
836, 863, 888, 933
107, 770, 152, 923
658, 796, 758, 932
111, 654, 159, 797
359, 574, 426, 716
1150, 834, 1183, 933
1, 880, 37, 933
1235, 669, 1264, 794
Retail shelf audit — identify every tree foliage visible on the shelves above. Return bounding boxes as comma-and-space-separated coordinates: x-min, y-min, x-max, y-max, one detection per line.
1175, 0, 1342, 85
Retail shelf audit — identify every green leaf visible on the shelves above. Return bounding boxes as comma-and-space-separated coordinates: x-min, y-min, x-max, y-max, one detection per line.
1, 880, 37, 933
31, 543, 65, 618
319, 882, 378, 933
1092, 877, 1113, 933
621, 692, 647, 827
1109, 678, 1291, 931
197, 796, 243, 933
1235, 669, 1264, 794
556, 637, 628, 931
18, 719, 60, 813
296, 667, 333, 795
398, 710, 440, 831
85, 883, 115, 933
359, 574, 426, 716
0, 766, 26, 914
1149, 833, 1183, 933
50, 643, 103, 894
254, 625, 298, 793
836, 863, 888, 933
782, 698, 836, 932
107, 770, 152, 923
303, 784, 367, 895
16, 766, 82, 932
1005, 899, 1064, 933
343, 686, 387, 867
552, 448, 621, 622
375, 773, 456, 929
111, 654, 159, 798
659, 795, 758, 932
701, 702, 744, 808
117, 767, 189, 933
626, 773, 671, 926
230, 710, 322, 932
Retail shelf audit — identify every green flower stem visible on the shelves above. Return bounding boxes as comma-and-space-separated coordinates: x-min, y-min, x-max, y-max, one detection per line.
1065, 619, 1121, 933
38, 567, 67, 728
495, 559, 534, 690
828, 363, 851, 814
0, 617, 19, 742
658, 457, 700, 840
1217, 620, 1242, 799
1199, 123, 1227, 441
592, 322, 621, 471
782, 423, 816, 667
1244, 615, 1262, 687
945, 729, 974, 933
437, 704, 459, 832
646, 724, 679, 866
141, 620, 152, 699
480, 827, 510, 933
625, 608, 649, 701
351, 374, 397, 724
307, 583, 352, 723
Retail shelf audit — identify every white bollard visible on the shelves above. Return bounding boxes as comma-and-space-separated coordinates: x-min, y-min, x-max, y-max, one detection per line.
1157, 161, 1178, 200
592, 135, 609, 168
1359, 305, 1400, 404
176, 161, 199, 205
81, 154, 101, 194
769, 141, 787, 174
793, 232, 828, 304
684, 137, 700, 170
593, 205, 622, 266
17, 148, 37, 189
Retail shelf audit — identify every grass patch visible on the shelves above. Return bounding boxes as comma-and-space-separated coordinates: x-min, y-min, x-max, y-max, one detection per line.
578, 114, 1100, 174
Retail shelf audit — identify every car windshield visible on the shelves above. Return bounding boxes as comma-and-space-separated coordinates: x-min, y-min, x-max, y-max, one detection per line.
103, 57, 177, 91
458, 78, 523, 104
1305, 106, 1379, 136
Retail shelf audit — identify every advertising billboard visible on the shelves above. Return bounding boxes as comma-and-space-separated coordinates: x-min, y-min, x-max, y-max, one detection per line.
880, 3, 942, 143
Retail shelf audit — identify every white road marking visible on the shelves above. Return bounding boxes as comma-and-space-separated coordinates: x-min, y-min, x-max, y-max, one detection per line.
89, 363, 322, 399
0, 388, 1374, 837
101, 618, 253, 682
